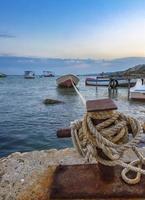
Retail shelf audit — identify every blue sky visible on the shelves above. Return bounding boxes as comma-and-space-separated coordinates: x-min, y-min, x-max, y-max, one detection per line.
0, 0, 145, 74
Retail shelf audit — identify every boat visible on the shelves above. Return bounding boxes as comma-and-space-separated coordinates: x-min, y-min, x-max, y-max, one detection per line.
56, 74, 79, 88
0, 73, 7, 78
43, 71, 55, 77
130, 79, 145, 100
85, 76, 136, 87
24, 71, 35, 79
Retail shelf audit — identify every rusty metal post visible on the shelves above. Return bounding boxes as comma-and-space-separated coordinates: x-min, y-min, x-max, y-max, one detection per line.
57, 128, 71, 138
57, 130, 115, 182
86, 99, 117, 182
97, 148, 115, 182
57, 99, 117, 183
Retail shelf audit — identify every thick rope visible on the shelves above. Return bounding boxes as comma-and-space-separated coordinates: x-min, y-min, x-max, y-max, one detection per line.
71, 111, 145, 185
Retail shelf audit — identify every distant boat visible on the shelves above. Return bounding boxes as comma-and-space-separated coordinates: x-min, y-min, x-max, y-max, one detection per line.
0, 73, 7, 78
85, 76, 136, 87
56, 74, 79, 88
24, 71, 35, 79
130, 79, 145, 100
43, 71, 55, 77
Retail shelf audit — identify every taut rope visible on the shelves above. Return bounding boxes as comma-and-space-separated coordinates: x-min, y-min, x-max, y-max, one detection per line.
70, 79, 145, 184
71, 79, 86, 106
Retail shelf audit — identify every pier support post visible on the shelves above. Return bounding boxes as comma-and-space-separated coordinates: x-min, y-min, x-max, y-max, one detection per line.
128, 78, 131, 100
96, 76, 98, 90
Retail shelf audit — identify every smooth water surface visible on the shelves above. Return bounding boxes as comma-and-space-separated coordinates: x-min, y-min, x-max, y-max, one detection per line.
0, 76, 145, 157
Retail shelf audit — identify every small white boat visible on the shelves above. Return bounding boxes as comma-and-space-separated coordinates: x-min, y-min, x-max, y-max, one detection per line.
24, 71, 35, 79
0, 73, 7, 78
130, 79, 145, 100
56, 74, 79, 88
43, 71, 55, 77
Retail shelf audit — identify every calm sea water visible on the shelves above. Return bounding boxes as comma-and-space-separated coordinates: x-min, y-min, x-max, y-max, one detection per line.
0, 76, 145, 157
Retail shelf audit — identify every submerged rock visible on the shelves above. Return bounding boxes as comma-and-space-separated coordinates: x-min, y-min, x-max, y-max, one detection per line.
43, 98, 64, 105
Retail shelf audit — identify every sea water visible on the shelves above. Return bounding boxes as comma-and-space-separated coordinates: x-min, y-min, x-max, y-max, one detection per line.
0, 76, 145, 157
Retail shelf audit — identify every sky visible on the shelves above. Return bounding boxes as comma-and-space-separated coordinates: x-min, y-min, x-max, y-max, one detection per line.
0, 0, 145, 74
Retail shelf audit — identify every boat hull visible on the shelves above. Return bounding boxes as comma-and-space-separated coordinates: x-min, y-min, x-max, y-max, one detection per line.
130, 92, 145, 100
24, 77, 35, 79
56, 74, 79, 88
130, 79, 145, 100
24, 71, 35, 79
85, 78, 136, 87
43, 71, 55, 77
44, 75, 55, 77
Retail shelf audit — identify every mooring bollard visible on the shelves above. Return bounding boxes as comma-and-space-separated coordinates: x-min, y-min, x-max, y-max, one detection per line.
57, 127, 115, 182
54, 99, 145, 199
57, 99, 118, 183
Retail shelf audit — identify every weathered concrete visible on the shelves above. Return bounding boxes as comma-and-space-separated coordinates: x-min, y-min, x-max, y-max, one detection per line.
1, 147, 145, 200
0, 148, 85, 200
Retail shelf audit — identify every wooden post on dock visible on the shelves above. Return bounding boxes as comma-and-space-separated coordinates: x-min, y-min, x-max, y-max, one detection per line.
128, 78, 131, 100
108, 77, 112, 90
96, 76, 98, 89
142, 78, 144, 85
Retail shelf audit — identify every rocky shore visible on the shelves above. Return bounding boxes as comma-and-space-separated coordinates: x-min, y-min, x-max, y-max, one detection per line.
1, 147, 145, 200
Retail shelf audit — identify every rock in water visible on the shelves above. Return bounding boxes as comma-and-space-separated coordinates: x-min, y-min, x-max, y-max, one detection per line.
43, 98, 64, 105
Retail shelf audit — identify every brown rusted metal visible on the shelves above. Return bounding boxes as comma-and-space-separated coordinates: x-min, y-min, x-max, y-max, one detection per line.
97, 148, 115, 182
57, 128, 71, 138
86, 98, 118, 112
50, 164, 145, 199
57, 119, 110, 138
57, 131, 115, 181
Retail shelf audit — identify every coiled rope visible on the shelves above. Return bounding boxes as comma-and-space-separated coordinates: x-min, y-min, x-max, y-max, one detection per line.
70, 79, 145, 184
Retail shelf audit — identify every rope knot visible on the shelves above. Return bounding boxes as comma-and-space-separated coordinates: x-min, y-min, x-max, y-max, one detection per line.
71, 110, 145, 185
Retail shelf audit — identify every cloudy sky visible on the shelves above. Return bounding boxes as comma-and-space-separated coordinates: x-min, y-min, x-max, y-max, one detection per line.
0, 0, 145, 74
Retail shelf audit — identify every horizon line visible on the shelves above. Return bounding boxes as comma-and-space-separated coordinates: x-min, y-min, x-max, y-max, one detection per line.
0, 54, 145, 61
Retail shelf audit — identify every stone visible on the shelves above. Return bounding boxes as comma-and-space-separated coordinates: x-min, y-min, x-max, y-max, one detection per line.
43, 98, 64, 105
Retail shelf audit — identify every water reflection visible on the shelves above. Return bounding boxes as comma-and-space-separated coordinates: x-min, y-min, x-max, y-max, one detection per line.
56, 87, 77, 96
108, 88, 118, 100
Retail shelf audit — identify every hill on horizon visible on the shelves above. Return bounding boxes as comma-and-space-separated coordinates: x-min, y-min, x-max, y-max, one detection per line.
0, 55, 145, 75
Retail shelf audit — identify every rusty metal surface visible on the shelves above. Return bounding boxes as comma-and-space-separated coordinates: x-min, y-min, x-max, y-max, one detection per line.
17, 166, 57, 200
57, 128, 71, 138
57, 119, 110, 138
86, 99, 118, 112
50, 164, 145, 199
97, 148, 115, 182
